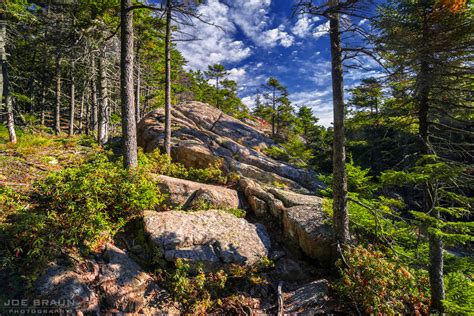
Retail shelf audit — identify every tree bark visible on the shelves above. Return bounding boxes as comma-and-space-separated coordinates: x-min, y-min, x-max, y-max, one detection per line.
68, 61, 75, 136
418, 58, 445, 312
121, 0, 138, 168
135, 43, 141, 123
329, 1, 349, 261
0, 15, 16, 143
98, 54, 109, 145
54, 54, 62, 135
40, 80, 46, 126
271, 88, 276, 137
164, 0, 172, 156
90, 55, 98, 135
78, 83, 85, 134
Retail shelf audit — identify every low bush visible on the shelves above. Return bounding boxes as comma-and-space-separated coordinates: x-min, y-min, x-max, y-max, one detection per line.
0, 153, 163, 291
163, 257, 273, 314
443, 271, 474, 315
335, 245, 431, 315
142, 151, 228, 185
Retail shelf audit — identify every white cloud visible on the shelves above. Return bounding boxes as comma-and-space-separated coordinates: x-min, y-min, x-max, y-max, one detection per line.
291, 15, 320, 38
176, 0, 251, 69
241, 95, 256, 109
313, 21, 330, 39
228, 67, 247, 83
177, 0, 297, 69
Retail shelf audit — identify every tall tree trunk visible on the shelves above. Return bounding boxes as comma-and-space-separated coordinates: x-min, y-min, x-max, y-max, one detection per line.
215, 76, 220, 109
69, 61, 75, 136
78, 83, 85, 134
121, 0, 138, 168
0, 15, 16, 143
90, 56, 98, 135
98, 54, 109, 145
85, 89, 90, 135
143, 86, 149, 115
329, 1, 349, 261
40, 79, 46, 126
135, 44, 141, 123
164, 1, 172, 156
271, 88, 276, 136
418, 58, 445, 312
54, 54, 62, 135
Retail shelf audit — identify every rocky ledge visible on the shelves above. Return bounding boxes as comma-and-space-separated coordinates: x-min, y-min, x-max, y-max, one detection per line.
137, 101, 324, 192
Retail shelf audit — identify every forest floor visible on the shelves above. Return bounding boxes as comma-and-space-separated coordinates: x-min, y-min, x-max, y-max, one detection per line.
0, 126, 99, 190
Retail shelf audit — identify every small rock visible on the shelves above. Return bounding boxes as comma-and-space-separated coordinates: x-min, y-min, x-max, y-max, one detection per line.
35, 263, 99, 313
284, 279, 329, 313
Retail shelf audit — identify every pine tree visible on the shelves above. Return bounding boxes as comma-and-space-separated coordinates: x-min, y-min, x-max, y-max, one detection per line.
205, 63, 228, 109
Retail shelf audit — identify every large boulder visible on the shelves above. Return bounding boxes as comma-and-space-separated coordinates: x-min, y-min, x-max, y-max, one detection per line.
143, 210, 271, 270
137, 101, 324, 191
153, 174, 242, 210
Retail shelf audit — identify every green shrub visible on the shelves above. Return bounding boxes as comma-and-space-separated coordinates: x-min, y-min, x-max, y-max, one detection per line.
0, 187, 26, 220
335, 245, 430, 315
443, 271, 474, 314
264, 145, 289, 162
142, 151, 228, 185
34, 153, 163, 249
164, 256, 273, 314
167, 259, 227, 313
0, 153, 163, 290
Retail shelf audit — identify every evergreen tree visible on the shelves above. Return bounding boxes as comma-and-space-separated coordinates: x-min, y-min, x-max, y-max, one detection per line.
260, 77, 288, 137
375, 0, 473, 310
205, 63, 228, 109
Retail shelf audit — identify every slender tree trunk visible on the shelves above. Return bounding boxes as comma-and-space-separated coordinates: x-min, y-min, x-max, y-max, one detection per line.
85, 90, 90, 135
143, 86, 149, 115
78, 83, 85, 134
164, 1, 172, 156
418, 58, 445, 312
54, 54, 62, 135
0, 15, 16, 143
69, 61, 75, 136
90, 56, 98, 135
271, 88, 276, 136
40, 80, 46, 126
215, 76, 220, 109
121, 0, 138, 168
329, 2, 349, 261
98, 54, 109, 145
135, 44, 141, 123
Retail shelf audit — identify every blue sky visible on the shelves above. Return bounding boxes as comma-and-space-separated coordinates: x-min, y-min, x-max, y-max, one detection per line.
175, 0, 382, 127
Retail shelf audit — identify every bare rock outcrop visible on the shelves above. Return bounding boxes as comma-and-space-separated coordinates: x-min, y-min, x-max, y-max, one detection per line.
143, 210, 271, 270
137, 101, 323, 191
